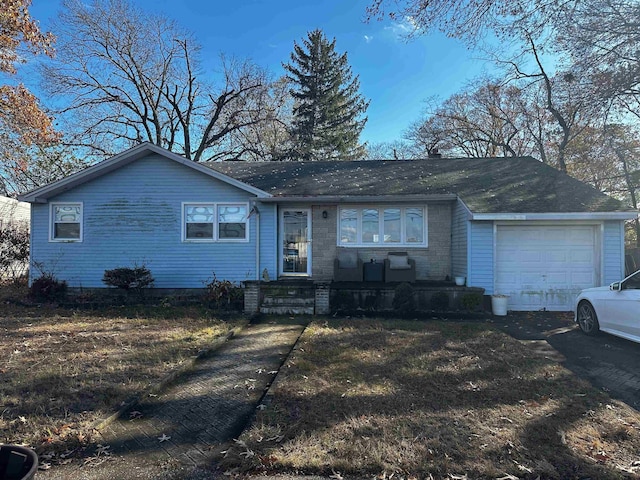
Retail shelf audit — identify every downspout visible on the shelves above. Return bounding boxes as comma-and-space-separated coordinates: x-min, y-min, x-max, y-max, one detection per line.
252, 201, 260, 280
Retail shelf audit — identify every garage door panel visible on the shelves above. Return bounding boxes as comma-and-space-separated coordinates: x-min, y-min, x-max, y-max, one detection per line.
570, 249, 593, 263
546, 249, 569, 263
546, 271, 569, 285
569, 228, 596, 243
544, 229, 567, 242
570, 271, 595, 286
496, 225, 596, 311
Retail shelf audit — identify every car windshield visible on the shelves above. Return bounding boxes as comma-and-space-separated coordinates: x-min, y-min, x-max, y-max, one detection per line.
624, 270, 640, 289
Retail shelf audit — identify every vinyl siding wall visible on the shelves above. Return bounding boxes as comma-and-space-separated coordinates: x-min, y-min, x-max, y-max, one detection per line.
30, 154, 275, 288
603, 220, 625, 284
467, 221, 494, 294
451, 199, 470, 279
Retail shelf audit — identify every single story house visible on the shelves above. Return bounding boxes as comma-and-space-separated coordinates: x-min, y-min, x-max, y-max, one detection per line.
19, 142, 638, 311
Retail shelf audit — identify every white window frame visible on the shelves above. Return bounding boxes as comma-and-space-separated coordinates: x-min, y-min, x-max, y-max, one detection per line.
217, 203, 250, 242
49, 202, 83, 242
182, 202, 250, 243
337, 205, 427, 247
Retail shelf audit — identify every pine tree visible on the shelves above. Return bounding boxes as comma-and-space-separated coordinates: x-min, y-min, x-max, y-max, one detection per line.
284, 29, 369, 161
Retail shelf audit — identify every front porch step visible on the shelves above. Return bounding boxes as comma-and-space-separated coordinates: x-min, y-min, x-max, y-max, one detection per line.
257, 280, 316, 315
260, 305, 314, 315
262, 297, 314, 306
260, 295, 314, 315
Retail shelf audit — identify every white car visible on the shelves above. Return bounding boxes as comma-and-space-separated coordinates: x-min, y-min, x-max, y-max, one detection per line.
575, 269, 640, 343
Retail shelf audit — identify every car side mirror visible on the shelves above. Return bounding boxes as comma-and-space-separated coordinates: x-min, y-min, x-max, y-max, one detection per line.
610, 281, 622, 291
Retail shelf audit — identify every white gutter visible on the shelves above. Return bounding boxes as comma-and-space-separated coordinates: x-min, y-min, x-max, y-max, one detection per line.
471, 212, 639, 221
259, 194, 458, 204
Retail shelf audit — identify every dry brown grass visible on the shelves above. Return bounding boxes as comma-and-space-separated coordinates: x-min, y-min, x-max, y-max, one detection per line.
219, 319, 640, 479
0, 302, 244, 453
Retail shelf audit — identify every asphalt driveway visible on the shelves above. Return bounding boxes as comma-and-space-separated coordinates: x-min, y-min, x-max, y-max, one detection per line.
490, 311, 640, 410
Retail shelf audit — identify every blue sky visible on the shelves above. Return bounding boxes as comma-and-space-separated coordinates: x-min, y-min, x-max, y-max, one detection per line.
28, 0, 487, 145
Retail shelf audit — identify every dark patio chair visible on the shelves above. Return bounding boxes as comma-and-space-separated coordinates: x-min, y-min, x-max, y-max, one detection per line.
334, 249, 363, 282
384, 252, 416, 283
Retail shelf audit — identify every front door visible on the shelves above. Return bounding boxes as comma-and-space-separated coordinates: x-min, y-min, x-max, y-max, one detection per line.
280, 209, 311, 276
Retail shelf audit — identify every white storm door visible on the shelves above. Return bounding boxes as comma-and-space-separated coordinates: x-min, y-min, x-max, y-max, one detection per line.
280, 209, 311, 276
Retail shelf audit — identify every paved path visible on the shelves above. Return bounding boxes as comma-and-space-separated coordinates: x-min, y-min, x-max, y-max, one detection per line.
41, 321, 305, 480
490, 312, 640, 411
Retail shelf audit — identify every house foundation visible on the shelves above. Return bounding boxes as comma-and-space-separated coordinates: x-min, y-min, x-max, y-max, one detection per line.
246, 280, 485, 315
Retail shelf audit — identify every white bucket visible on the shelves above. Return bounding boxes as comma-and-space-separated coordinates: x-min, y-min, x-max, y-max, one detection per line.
491, 295, 508, 316
454, 276, 466, 286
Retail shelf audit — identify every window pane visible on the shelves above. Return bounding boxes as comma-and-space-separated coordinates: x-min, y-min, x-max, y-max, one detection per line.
406, 208, 424, 243
218, 205, 247, 223
186, 206, 214, 223
362, 208, 379, 243
54, 205, 81, 223
54, 223, 80, 239
219, 223, 246, 239
383, 209, 401, 243
340, 208, 357, 243
186, 223, 214, 239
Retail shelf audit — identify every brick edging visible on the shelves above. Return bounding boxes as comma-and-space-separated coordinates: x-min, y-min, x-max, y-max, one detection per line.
92, 321, 249, 432
255, 323, 308, 410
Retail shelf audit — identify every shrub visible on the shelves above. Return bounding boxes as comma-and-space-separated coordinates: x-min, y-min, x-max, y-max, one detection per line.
204, 273, 243, 310
430, 291, 450, 311
393, 282, 416, 313
30, 275, 67, 302
461, 292, 483, 311
102, 266, 154, 291
0, 223, 29, 279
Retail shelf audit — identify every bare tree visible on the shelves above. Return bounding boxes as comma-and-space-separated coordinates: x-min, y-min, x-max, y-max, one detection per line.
365, 140, 417, 160
223, 77, 294, 161
406, 81, 539, 159
43, 0, 284, 161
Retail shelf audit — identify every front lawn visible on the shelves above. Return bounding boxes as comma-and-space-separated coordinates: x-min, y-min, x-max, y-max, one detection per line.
0, 303, 245, 454
219, 319, 640, 479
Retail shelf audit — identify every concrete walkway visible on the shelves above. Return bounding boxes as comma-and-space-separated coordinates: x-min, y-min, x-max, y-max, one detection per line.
40, 321, 305, 480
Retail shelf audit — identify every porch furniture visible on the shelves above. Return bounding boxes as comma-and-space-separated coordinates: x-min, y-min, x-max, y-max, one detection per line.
334, 249, 363, 282
364, 261, 384, 282
384, 252, 416, 283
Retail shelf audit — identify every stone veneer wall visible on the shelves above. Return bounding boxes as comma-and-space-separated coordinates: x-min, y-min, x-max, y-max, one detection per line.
311, 202, 453, 282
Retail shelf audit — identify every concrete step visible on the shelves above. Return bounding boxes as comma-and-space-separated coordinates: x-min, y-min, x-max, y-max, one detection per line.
261, 296, 315, 306
260, 305, 314, 315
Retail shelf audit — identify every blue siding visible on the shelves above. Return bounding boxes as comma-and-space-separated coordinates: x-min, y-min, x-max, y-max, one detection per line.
468, 221, 494, 294
603, 220, 625, 284
451, 199, 470, 278
31, 154, 268, 288
258, 203, 278, 280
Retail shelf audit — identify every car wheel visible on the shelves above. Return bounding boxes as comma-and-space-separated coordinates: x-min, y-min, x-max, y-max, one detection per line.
577, 301, 600, 335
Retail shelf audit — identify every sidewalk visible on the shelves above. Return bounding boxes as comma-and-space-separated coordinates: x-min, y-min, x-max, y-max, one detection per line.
40, 321, 306, 480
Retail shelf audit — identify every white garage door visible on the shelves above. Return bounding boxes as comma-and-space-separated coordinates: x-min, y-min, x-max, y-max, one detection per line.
495, 225, 597, 311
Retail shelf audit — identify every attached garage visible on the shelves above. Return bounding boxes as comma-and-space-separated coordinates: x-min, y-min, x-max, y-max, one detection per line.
495, 225, 597, 311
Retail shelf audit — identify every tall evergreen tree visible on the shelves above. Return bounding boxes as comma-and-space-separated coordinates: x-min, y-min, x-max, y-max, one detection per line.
284, 29, 369, 161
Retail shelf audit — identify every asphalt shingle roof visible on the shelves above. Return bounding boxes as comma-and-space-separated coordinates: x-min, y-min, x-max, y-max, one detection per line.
208, 157, 630, 214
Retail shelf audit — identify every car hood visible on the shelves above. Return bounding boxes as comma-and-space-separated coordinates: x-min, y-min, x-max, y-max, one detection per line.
580, 286, 612, 294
